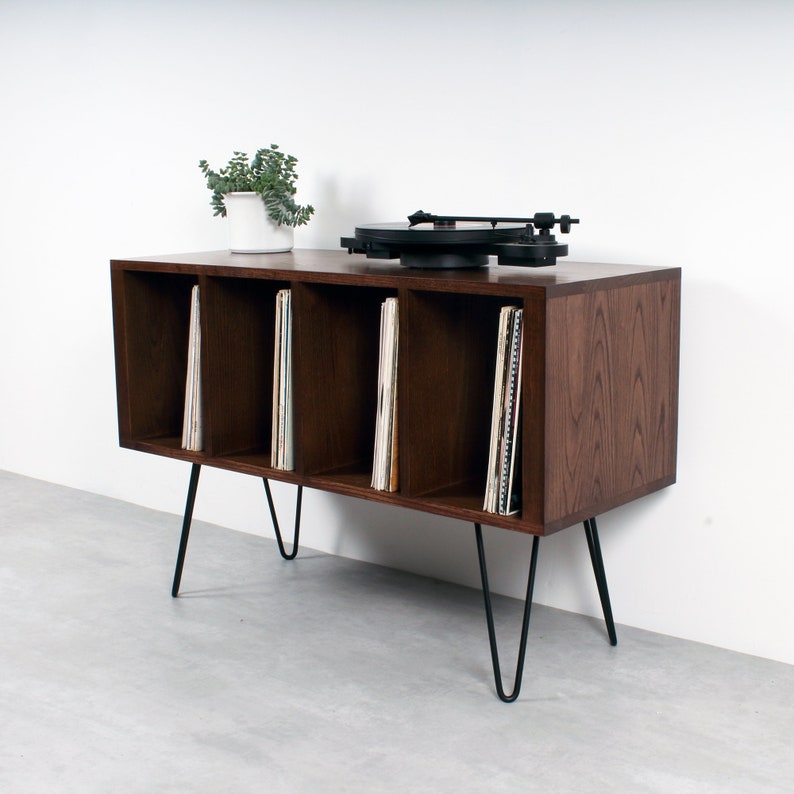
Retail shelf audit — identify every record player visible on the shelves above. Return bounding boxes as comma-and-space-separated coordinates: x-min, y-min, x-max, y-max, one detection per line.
341, 210, 579, 269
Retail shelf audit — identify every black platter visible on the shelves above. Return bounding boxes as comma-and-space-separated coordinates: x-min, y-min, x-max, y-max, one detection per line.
341, 210, 579, 269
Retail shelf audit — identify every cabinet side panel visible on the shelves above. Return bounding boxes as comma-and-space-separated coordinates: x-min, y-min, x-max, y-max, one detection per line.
545, 275, 680, 526
110, 269, 132, 441
522, 294, 546, 528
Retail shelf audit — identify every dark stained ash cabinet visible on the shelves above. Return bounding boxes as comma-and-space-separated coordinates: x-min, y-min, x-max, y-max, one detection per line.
111, 249, 680, 702
111, 250, 680, 536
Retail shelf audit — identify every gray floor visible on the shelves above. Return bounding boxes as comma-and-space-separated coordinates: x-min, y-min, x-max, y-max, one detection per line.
1, 471, 792, 794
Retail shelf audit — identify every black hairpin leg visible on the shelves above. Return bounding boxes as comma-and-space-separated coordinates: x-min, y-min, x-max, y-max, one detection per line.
475, 523, 540, 703
262, 479, 302, 560
171, 466, 303, 597
172, 463, 201, 598
583, 516, 618, 646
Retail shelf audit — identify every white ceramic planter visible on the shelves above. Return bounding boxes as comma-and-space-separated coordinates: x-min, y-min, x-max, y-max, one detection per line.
224, 192, 294, 253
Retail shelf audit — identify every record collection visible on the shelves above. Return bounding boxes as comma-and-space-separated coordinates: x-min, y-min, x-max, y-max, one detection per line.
483, 305, 523, 515
371, 297, 399, 492
181, 285, 203, 452
271, 289, 294, 470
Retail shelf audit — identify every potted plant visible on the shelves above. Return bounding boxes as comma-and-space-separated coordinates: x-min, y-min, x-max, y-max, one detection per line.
199, 145, 314, 253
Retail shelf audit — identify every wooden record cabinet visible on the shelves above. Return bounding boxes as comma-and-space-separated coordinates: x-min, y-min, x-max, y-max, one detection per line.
111, 249, 680, 701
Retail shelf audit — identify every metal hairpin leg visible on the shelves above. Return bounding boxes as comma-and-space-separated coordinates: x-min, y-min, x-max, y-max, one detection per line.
172, 463, 201, 597
262, 479, 303, 560
583, 516, 618, 646
171, 464, 304, 597
474, 523, 540, 703
475, 516, 617, 701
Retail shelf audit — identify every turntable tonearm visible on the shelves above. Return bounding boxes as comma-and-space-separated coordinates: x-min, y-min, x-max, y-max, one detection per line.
341, 210, 579, 269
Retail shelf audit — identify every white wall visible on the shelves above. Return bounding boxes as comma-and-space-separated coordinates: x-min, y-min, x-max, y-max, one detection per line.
2, 0, 793, 665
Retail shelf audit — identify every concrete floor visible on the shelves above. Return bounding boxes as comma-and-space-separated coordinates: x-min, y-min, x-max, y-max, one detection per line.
1, 469, 792, 793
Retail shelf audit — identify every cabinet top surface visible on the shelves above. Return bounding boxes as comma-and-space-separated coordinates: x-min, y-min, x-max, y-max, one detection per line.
111, 249, 679, 295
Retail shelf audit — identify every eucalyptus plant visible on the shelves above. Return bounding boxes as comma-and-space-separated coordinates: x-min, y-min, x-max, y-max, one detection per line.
199, 145, 314, 227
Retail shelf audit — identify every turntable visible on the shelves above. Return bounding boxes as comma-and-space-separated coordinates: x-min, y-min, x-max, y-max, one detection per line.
341, 210, 579, 269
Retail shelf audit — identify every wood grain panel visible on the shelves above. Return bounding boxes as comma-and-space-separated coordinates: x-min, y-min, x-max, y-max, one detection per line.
520, 294, 547, 528
112, 251, 674, 298
545, 276, 680, 528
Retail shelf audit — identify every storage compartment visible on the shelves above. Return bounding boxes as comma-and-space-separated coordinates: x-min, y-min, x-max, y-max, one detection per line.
401, 289, 525, 515
293, 282, 397, 485
202, 276, 290, 466
113, 270, 198, 451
